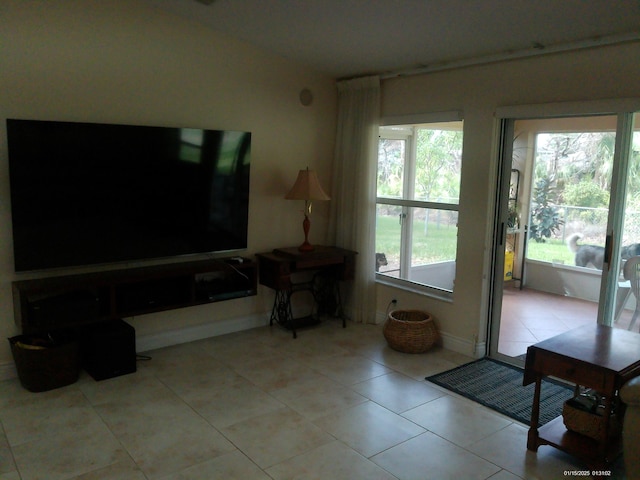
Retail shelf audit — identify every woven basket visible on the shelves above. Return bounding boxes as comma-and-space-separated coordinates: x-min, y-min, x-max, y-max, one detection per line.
562, 399, 621, 440
9, 335, 79, 392
383, 310, 438, 353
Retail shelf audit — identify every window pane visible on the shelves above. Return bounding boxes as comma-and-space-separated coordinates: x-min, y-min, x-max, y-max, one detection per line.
376, 204, 458, 292
375, 204, 401, 277
408, 207, 457, 291
411, 208, 458, 263
377, 138, 405, 199
413, 123, 463, 204
376, 119, 462, 295
624, 118, 640, 247
527, 130, 614, 264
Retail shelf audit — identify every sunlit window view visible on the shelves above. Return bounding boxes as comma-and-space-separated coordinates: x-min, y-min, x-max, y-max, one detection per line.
527, 131, 640, 265
376, 121, 463, 294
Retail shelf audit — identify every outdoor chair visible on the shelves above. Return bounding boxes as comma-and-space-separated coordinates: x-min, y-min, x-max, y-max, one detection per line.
623, 255, 640, 331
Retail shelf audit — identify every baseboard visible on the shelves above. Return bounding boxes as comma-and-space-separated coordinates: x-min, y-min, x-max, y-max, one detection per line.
375, 311, 387, 325
440, 332, 486, 358
135, 313, 269, 353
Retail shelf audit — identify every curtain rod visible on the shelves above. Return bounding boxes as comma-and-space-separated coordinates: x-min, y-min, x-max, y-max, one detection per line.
370, 31, 640, 81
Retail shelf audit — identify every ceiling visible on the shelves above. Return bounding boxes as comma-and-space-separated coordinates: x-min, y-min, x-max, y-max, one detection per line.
143, 0, 640, 79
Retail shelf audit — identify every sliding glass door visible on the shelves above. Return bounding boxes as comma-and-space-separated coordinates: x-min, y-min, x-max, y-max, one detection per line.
489, 105, 639, 365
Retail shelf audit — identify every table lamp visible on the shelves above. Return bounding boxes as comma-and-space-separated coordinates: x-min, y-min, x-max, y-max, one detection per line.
285, 167, 330, 252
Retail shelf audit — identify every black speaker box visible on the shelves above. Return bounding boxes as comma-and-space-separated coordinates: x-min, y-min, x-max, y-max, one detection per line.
79, 319, 136, 381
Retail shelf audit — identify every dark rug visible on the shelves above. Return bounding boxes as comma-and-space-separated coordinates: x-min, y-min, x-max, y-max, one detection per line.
426, 358, 573, 427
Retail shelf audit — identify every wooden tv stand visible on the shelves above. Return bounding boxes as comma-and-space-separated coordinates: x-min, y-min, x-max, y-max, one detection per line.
12, 257, 258, 334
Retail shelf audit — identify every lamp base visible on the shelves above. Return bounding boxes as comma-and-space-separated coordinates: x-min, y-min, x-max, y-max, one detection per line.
298, 214, 314, 252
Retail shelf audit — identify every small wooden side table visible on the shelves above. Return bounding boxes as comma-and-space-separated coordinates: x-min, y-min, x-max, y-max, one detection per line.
256, 246, 357, 338
523, 324, 640, 469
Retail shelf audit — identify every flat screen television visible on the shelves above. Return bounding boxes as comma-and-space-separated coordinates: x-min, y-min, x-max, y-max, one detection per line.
6, 119, 251, 272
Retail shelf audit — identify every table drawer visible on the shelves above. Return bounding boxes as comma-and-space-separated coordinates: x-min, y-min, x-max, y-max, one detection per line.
534, 352, 607, 390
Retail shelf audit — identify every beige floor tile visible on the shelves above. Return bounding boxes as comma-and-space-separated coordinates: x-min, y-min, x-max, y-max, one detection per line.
231, 355, 327, 391
353, 372, 444, 413
11, 421, 127, 480
199, 334, 284, 367
184, 376, 286, 428
466, 423, 590, 479
155, 365, 245, 398
0, 472, 21, 480
486, 470, 523, 480
1, 388, 105, 447
306, 351, 392, 385
313, 401, 425, 457
0, 379, 40, 411
281, 338, 353, 362
373, 346, 465, 380
95, 396, 235, 479
421, 353, 474, 377
270, 374, 368, 420
220, 408, 333, 469
93, 388, 199, 432
69, 459, 147, 480
152, 355, 235, 389
528, 328, 569, 342
79, 371, 176, 407
159, 450, 272, 480
242, 325, 309, 349
266, 440, 397, 480
140, 342, 218, 373
0, 424, 16, 476
496, 340, 532, 358
371, 431, 501, 480
497, 326, 538, 343
402, 394, 512, 447
331, 326, 390, 354
113, 418, 235, 479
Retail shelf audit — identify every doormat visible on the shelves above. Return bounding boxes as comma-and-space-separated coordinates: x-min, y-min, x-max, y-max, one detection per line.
426, 358, 573, 427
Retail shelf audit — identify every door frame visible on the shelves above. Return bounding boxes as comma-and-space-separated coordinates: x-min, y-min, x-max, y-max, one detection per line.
488, 99, 640, 365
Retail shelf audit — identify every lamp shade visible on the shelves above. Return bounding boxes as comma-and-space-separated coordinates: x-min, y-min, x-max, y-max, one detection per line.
285, 168, 330, 201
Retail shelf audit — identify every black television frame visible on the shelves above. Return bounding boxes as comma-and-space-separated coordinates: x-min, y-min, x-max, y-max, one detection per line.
6, 118, 251, 272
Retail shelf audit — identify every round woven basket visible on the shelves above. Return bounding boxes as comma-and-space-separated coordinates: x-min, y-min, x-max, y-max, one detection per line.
383, 310, 438, 354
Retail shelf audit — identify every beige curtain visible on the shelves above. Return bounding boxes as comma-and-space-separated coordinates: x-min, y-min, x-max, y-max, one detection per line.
328, 75, 380, 323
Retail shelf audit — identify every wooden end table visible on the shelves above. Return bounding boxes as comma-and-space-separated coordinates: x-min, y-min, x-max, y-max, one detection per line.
523, 324, 640, 469
256, 246, 357, 338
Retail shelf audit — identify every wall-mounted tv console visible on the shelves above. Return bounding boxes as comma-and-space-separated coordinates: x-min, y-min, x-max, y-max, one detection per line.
12, 258, 257, 335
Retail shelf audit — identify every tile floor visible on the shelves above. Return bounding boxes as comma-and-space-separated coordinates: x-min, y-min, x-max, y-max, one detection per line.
0, 320, 622, 479
498, 286, 638, 358
498, 287, 596, 358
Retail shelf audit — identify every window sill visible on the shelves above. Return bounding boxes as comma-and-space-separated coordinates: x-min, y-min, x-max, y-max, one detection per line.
375, 274, 453, 303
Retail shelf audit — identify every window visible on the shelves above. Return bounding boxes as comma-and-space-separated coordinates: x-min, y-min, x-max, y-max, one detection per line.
524, 125, 640, 271
376, 120, 463, 295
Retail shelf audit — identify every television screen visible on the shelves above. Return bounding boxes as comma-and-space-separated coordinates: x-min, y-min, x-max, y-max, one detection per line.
6, 119, 251, 272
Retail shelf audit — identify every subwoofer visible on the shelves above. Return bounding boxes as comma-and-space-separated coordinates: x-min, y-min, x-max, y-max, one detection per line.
79, 319, 136, 381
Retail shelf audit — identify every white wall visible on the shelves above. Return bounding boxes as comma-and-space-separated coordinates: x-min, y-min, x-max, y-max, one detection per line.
378, 42, 640, 356
0, 0, 337, 370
